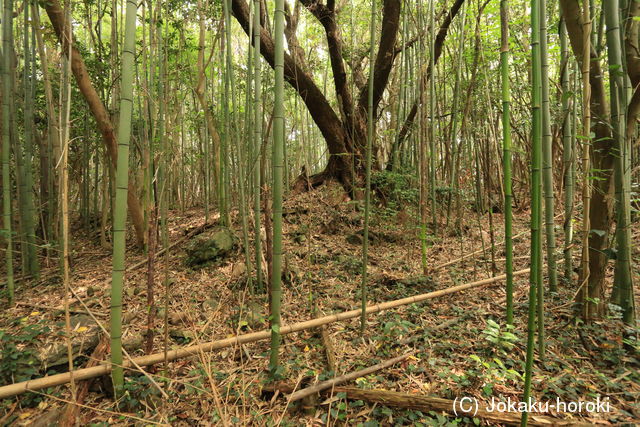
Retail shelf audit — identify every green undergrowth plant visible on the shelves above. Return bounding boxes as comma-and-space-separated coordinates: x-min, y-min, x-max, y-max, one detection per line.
335, 254, 363, 277
371, 170, 418, 211
369, 312, 417, 354
481, 318, 518, 355
467, 319, 522, 396
0, 317, 49, 384
0, 316, 54, 410
120, 376, 169, 413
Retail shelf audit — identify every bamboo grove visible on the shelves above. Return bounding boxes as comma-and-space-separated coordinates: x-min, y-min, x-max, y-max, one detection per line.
0, 0, 638, 422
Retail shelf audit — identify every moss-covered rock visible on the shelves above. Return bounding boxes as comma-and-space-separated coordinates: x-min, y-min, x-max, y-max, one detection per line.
185, 227, 236, 267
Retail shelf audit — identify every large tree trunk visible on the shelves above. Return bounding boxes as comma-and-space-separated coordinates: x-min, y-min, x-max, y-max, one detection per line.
44, 0, 146, 248
560, 0, 614, 319
625, 0, 640, 142
232, 0, 353, 188
233, 0, 462, 192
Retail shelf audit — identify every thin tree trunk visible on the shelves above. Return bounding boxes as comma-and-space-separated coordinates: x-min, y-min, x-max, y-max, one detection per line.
43, 0, 146, 248
559, 0, 614, 321
604, 0, 635, 324
1, 0, 15, 304
360, 0, 377, 336
59, 0, 77, 405
195, 0, 221, 218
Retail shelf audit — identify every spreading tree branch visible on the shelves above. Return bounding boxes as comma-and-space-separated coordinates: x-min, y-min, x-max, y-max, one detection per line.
357, 0, 401, 116
231, 0, 349, 159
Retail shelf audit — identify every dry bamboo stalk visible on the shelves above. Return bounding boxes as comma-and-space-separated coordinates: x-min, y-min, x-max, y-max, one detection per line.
0, 268, 530, 399
288, 352, 413, 402
320, 325, 337, 373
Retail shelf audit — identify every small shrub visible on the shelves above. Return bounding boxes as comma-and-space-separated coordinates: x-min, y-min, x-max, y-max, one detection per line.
371, 171, 418, 210
0, 318, 49, 384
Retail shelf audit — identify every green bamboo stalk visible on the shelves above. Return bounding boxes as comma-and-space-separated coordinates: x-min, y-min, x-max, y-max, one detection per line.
227, 0, 253, 290
537, 0, 550, 358
578, 0, 593, 321
110, 0, 137, 393
445, 3, 466, 230
221, 0, 234, 227
500, 0, 513, 325
429, 0, 437, 235
13, 41, 26, 274
604, 0, 634, 325
22, 0, 39, 277
253, 0, 263, 289
560, 17, 574, 283
540, 0, 556, 297
2, 0, 15, 305
522, 0, 543, 420
360, 0, 376, 337
269, 0, 285, 374
418, 0, 428, 275
389, 2, 407, 170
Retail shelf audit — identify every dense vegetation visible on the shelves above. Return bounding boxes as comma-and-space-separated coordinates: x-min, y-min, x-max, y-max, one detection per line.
0, 0, 638, 424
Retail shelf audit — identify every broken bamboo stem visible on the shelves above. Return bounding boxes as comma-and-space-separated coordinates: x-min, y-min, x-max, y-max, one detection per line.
320, 325, 337, 373
59, 335, 110, 427
0, 267, 530, 399
329, 387, 592, 426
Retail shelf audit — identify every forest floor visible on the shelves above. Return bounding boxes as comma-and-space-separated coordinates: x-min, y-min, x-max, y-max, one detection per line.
1, 183, 639, 426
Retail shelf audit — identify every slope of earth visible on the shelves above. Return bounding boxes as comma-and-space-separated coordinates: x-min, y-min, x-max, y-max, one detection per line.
1, 182, 638, 426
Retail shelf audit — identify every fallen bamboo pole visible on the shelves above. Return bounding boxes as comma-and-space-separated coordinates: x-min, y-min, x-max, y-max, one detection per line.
329, 387, 592, 426
0, 267, 530, 399
288, 352, 413, 402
